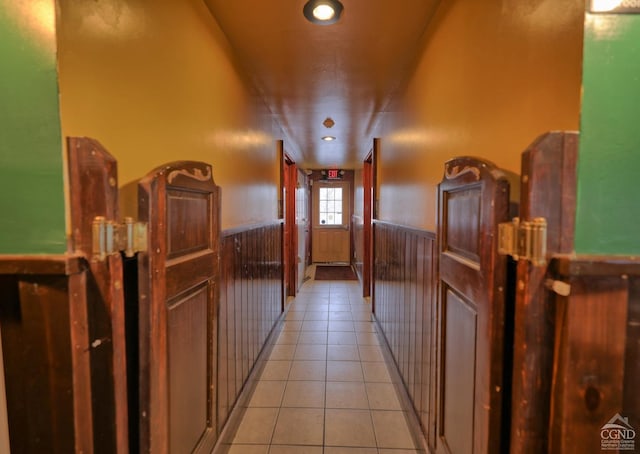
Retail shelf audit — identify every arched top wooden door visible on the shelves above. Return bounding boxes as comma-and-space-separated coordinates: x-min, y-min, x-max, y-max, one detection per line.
436, 157, 514, 454
138, 161, 220, 453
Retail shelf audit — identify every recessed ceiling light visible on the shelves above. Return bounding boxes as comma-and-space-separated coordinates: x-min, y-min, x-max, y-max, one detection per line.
313, 4, 335, 20
322, 136, 336, 141
303, 0, 344, 25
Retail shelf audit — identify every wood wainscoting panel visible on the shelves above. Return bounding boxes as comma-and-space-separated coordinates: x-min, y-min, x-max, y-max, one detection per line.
138, 162, 220, 454
0, 258, 93, 453
436, 157, 513, 454
547, 258, 640, 454
373, 221, 436, 449
217, 222, 284, 431
625, 276, 640, 436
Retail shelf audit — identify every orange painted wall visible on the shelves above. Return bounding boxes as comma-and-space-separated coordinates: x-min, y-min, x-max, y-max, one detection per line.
375, 0, 584, 231
56, 0, 281, 230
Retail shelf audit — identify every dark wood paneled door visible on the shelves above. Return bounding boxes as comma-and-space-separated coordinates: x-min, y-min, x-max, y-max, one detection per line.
510, 132, 578, 452
67, 137, 129, 454
283, 154, 297, 297
363, 150, 373, 298
436, 158, 513, 454
138, 162, 220, 453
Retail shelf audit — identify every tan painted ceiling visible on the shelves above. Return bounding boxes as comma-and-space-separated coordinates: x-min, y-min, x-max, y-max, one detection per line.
203, 0, 439, 169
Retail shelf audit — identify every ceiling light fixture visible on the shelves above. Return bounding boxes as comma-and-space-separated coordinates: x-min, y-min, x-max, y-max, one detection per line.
322, 136, 336, 141
303, 0, 344, 25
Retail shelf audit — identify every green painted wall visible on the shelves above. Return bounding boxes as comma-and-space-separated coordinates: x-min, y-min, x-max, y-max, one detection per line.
0, 2, 66, 254
576, 13, 640, 255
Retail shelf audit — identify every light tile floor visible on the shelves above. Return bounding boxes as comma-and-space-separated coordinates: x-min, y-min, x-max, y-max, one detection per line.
222, 278, 424, 454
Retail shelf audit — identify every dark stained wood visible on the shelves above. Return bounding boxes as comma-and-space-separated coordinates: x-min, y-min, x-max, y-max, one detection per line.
549, 273, 628, 453
138, 161, 220, 453
0, 270, 93, 453
363, 150, 373, 297
67, 136, 129, 454
552, 255, 640, 276
0, 255, 86, 275
510, 131, 578, 453
284, 156, 298, 296
68, 272, 95, 454
624, 275, 640, 436
217, 236, 232, 433
217, 222, 284, 429
67, 136, 119, 255
373, 221, 436, 448
436, 157, 514, 454
442, 288, 476, 454
544, 257, 640, 454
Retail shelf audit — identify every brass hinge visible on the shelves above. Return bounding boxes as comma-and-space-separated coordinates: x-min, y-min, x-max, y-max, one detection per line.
498, 217, 547, 266
92, 216, 148, 261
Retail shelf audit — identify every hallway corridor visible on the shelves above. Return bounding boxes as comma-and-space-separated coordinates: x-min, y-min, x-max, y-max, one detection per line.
219, 276, 425, 453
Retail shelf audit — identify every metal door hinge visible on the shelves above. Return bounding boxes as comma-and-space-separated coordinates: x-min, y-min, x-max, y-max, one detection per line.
498, 217, 547, 266
92, 216, 148, 260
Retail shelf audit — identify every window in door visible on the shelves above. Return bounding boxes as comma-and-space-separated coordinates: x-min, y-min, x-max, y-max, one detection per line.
318, 187, 343, 225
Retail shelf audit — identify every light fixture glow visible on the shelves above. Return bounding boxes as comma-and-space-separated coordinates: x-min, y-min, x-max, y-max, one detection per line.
591, 0, 624, 11
313, 4, 335, 20
322, 136, 336, 141
303, 0, 344, 25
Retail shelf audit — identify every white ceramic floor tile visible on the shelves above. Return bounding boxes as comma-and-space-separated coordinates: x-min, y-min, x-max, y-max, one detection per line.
328, 331, 358, 345
227, 444, 270, 453
325, 381, 369, 409
371, 411, 417, 449
248, 381, 286, 408
233, 407, 279, 444
269, 344, 296, 361
324, 409, 376, 447
324, 448, 378, 454
365, 383, 402, 410
261, 361, 292, 381
298, 331, 328, 345
358, 345, 385, 362
289, 360, 326, 381
227, 276, 425, 453
327, 361, 364, 382
269, 446, 323, 454
294, 344, 327, 361
327, 344, 360, 361
271, 408, 324, 446
282, 380, 325, 408
361, 361, 392, 383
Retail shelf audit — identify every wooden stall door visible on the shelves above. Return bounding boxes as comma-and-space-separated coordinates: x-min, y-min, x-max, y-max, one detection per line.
138, 162, 220, 453
363, 151, 373, 297
67, 137, 129, 453
436, 158, 513, 454
509, 131, 578, 453
284, 157, 297, 296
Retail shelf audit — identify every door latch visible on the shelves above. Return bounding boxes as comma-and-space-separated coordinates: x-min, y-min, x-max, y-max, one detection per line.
498, 217, 547, 266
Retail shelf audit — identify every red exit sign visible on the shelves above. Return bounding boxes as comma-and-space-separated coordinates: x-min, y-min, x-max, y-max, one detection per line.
327, 169, 340, 179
